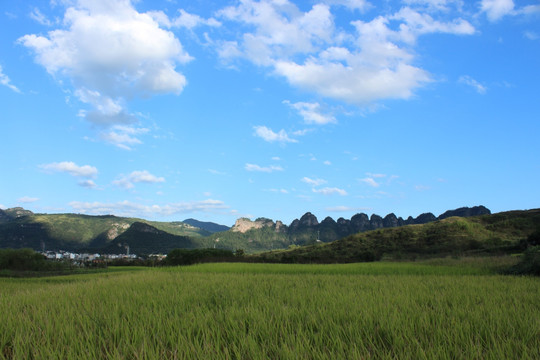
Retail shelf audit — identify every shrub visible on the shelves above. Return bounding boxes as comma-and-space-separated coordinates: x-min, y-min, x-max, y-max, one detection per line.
509, 246, 540, 276
165, 248, 235, 266
0, 248, 64, 271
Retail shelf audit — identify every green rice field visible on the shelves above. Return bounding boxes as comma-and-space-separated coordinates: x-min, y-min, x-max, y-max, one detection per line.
1, 259, 539, 359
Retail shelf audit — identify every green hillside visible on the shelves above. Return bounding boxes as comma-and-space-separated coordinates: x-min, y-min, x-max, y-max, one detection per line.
253, 209, 540, 263
98, 222, 202, 255
0, 210, 210, 252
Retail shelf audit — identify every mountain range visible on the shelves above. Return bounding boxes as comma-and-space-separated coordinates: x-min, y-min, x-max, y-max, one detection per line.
0, 205, 493, 254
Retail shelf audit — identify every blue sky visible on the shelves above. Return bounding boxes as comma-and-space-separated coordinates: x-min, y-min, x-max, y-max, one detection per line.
0, 0, 539, 226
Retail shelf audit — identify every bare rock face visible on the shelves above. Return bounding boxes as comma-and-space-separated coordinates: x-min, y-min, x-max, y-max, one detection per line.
383, 213, 400, 228
299, 212, 319, 227
275, 220, 287, 233
231, 217, 275, 233
5, 207, 34, 218
414, 212, 437, 224
350, 213, 370, 232
336, 217, 351, 235
106, 223, 130, 240
438, 206, 491, 220
370, 214, 384, 229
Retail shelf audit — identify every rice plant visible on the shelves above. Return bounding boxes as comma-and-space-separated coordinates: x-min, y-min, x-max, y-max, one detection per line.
1, 262, 538, 359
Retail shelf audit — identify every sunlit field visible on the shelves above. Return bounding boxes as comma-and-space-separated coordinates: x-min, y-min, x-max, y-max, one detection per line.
1, 260, 539, 359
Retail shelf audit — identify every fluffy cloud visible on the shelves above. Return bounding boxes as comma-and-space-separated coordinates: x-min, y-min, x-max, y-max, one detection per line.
403, 0, 464, 13
69, 199, 229, 218
253, 126, 298, 143
217, 0, 475, 106
19, 0, 191, 148
98, 125, 149, 150
150, 9, 221, 29
245, 163, 284, 173
78, 180, 98, 189
301, 177, 327, 186
217, 2, 335, 66
0, 65, 20, 93
480, 0, 514, 21
284, 101, 336, 125
113, 170, 165, 189
40, 161, 98, 178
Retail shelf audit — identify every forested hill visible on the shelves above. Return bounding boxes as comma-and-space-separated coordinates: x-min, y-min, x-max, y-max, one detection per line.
1, 205, 534, 256
0, 208, 211, 253
202, 206, 492, 251
182, 218, 230, 233
253, 209, 540, 263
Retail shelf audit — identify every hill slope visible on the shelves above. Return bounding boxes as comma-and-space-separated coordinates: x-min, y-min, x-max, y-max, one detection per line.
182, 218, 230, 233
0, 209, 210, 252
98, 222, 203, 255
252, 209, 540, 263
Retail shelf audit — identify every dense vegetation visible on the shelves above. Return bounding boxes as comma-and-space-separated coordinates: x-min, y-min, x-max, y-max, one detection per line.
0, 261, 538, 359
165, 248, 236, 266
0, 248, 68, 273
253, 210, 540, 263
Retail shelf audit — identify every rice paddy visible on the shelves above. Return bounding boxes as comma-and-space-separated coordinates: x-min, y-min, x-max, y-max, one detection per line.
1, 259, 539, 359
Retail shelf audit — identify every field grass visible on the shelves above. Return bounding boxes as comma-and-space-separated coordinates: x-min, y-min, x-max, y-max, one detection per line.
1, 259, 539, 359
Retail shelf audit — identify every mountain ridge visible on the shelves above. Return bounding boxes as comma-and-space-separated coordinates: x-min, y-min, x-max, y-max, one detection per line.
0, 205, 497, 254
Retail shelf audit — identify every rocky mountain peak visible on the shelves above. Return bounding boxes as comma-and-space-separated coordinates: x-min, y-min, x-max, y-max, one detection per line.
231, 217, 275, 233
299, 212, 319, 227
5, 207, 34, 218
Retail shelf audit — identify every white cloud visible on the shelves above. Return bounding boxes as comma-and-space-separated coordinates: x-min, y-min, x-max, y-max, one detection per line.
113, 170, 165, 189
29, 8, 53, 26
283, 100, 336, 124
40, 161, 98, 178
524, 31, 539, 41
18, 196, 39, 203
312, 187, 348, 196
78, 179, 98, 188
267, 188, 289, 194
149, 9, 221, 29
403, 0, 464, 13
0, 65, 21, 93
208, 169, 227, 175
359, 177, 380, 187
518, 5, 540, 15
245, 163, 284, 173
459, 75, 487, 94
217, 1, 335, 66
366, 172, 386, 178
99, 125, 149, 150
253, 126, 297, 143
69, 199, 229, 218
301, 177, 327, 186
480, 0, 514, 21
19, 0, 191, 147
217, 0, 475, 107
392, 7, 475, 41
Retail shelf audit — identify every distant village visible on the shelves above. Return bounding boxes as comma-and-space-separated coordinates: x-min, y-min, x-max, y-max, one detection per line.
40, 250, 166, 265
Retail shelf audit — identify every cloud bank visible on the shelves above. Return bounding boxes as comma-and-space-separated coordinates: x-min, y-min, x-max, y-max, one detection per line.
19, 0, 191, 149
